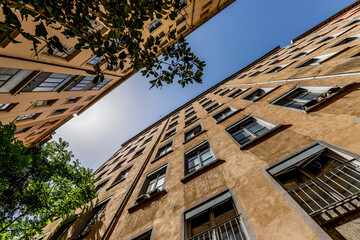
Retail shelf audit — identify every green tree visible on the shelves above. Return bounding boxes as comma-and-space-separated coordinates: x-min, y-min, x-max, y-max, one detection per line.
0, 0, 205, 88
0, 123, 96, 239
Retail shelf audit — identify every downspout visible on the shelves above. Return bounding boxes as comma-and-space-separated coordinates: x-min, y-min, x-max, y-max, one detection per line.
101, 118, 170, 240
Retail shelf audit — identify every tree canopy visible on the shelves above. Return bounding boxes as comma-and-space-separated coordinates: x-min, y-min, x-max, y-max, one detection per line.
0, 0, 205, 88
0, 123, 96, 240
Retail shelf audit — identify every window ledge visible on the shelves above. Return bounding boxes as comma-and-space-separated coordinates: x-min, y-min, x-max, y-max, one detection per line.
215, 109, 243, 124
128, 189, 167, 213
151, 150, 174, 163
183, 130, 207, 144
106, 178, 125, 191
181, 159, 225, 184
239, 124, 284, 150
304, 82, 358, 113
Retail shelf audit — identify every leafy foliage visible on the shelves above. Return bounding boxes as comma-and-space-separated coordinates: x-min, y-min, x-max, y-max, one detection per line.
0, 0, 205, 88
0, 123, 96, 239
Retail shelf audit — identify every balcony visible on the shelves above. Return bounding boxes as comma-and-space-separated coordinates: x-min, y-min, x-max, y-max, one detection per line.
187, 215, 247, 240
288, 160, 360, 219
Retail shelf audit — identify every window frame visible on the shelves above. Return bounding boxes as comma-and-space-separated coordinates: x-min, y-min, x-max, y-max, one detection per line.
130, 147, 146, 161
225, 115, 282, 149
205, 102, 223, 113
163, 128, 176, 141
242, 86, 279, 102
212, 106, 239, 123
183, 124, 204, 143
227, 88, 249, 98
107, 165, 133, 189
184, 116, 199, 128
153, 141, 173, 161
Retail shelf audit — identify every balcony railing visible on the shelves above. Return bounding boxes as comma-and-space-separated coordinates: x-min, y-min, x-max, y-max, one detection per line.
288, 160, 360, 216
187, 215, 247, 240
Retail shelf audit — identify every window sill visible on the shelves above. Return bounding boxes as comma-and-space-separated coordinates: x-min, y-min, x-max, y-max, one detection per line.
106, 178, 125, 191
215, 109, 243, 124
239, 124, 285, 150
151, 150, 174, 164
181, 159, 225, 184
183, 130, 207, 144
128, 189, 167, 213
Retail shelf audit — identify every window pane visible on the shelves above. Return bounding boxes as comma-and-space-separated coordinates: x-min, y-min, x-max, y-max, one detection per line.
190, 210, 211, 237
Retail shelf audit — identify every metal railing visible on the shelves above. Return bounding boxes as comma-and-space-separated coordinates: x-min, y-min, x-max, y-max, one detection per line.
288, 160, 360, 216
187, 215, 247, 240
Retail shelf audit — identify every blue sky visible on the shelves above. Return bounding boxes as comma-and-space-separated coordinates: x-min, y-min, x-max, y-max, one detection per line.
53, 0, 355, 171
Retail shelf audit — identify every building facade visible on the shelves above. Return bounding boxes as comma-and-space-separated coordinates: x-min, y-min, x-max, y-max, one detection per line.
0, 0, 234, 144
41, 1, 360, 240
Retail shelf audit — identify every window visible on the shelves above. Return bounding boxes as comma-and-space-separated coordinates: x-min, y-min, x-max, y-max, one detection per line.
248, 71, 262, 77
315, 31, 345, 44
266, 63, 291, 74
87, 56, 104, 65
0, 67, 21, 87
131, 148, 145, 160
198, 97, 209, 104
228, 89, 248, 98
27, 129, 45, 138
142, 136, 153, 146
270, 85, 343, 111
213, 88, 224, 95
185, 110, 196, 119
170, 115, 179, 122
201, 0, 212, 11
65, 97, 81, 104
341, 19, 360, 29
213, 107, 236, 122
48, 216, 78, 240
33, 99, 57, 107
268, 143, 360, 219
148, 19, 162, 33
125, 146, 137, 156
242, 87, 276, 102
205, 103, 222, 113
290, 47, 317, 59
219, 88, 234, 96
40, 120, 58, 128
0, 102, 16, 111
71, 106, 83, 112
185, 106, 194, 113
136, 136, 145, 144
95, 180, 109, 194
89, 20, 106, 33
90, 78, 112, 90
110, 160, 126, 173
294, 51, 339, 68
176, 15, 186, 26
167, 121, 178, 129
15, 113, 40, 122
184, 141, 215, 175
139, 165, 167, 197
155, 142, 172, 159
111, 166, 132, 185
49, 108, 67, 116
177, 26, 187, 34
163, 128, 176, 140
85, 95, 95, 101
184, 191, 248, 240
184, 124, 203, 142
328, 33, 360, 48
201, 99, 214, 108
14, 126, 33, 134
75, 199, 110, 238
226, 115, 276, 146
22, 72, 75, 92
149, 128, 158, 135
96, 170, 108, 180
185, 116, 198, 128
41, 44, 77, 58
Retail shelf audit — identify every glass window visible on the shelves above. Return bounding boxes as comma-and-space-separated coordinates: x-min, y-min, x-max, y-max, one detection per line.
112, 166, 132, 184
185, 116, 198, 128
168, 121, 178, 129
219, 88, 234, 96
41, 44, 76, 58
95, 180, 109, 194
201, 99, 214, 108
0, 102, 16, 111
205, 103, 222, 113
141, 165, 167, 196
131, 148, 145, 160
142, 137, 153, 146
163, 128, 176, 140
228, 89, 247, 98
23, 72, 75, 92
226, 116, 275, 145
155, 142, 173, 159
213, 107, 236, 122
242, 87, 275, 102
184, 125, 203, 141
184, 191, 248, 240
185, 110, 196, 119
15, 113, 40, 122
0, 67, 21, 87
14, 126, 33, 134
87, 56, 104, 65
185, 142, 215, 174
131, 230, 152, 240
48, 217, 78, 240
148, 19, 162, 33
